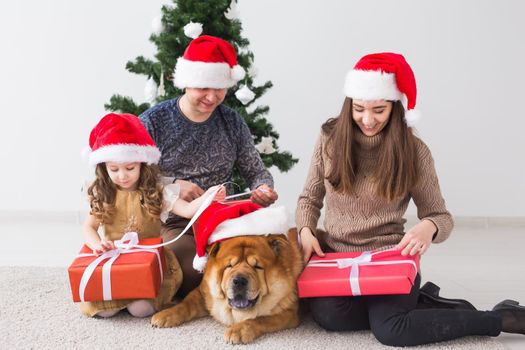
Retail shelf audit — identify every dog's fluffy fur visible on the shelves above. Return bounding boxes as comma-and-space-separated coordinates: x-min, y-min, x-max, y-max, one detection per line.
151, 229, 303, 344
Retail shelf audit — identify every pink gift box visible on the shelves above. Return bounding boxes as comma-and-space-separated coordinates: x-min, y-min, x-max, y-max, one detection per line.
297, 249, 419, 298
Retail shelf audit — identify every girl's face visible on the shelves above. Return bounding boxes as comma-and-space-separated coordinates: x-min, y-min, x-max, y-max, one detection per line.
352, 99, 393, 137
105, 162, 141, 190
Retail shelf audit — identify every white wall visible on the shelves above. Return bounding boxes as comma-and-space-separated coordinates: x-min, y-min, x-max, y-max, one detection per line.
1, 0, 524, 217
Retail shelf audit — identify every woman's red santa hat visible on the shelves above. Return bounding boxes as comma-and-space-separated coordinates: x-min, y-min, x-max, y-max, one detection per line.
192, 201, 289, 272
87, 113, 160, 166
343, 52, 420, 126
174, 35, 245, 89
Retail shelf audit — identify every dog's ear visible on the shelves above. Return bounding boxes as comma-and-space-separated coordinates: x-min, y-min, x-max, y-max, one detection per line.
268, 235, 289, 256
208, 241, 221, 258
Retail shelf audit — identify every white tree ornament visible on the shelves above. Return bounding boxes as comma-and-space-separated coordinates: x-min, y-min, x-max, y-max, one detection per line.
235, 85, 255, 105
144, 77, 158, 104
224, 0, 240, 20
151, 16, 164, 35
247, 63, 258, 78
183, 22, 203, 39
255, 136, 276, 155
158, 69, 165, 97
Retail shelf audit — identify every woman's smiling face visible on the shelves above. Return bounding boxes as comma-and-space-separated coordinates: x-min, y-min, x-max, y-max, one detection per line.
352, 99, 393, 136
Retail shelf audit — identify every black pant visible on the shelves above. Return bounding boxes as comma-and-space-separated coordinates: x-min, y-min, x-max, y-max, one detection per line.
308, 274, 501, 347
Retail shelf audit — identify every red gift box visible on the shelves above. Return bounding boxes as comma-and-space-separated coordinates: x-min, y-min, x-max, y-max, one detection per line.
297, 249, 419, 298
68, 237, 166, 302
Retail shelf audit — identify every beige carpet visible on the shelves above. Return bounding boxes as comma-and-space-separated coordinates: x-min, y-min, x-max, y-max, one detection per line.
0, 266, 506, 350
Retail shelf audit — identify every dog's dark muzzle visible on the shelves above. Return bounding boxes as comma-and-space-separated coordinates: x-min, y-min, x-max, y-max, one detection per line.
228, 275, 258, 309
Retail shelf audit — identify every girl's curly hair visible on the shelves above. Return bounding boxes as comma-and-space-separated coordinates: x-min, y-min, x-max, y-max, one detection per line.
87, 163, 164, 224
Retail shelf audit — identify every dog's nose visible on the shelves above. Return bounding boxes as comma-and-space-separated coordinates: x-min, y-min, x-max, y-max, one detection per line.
232, 275, 248, 288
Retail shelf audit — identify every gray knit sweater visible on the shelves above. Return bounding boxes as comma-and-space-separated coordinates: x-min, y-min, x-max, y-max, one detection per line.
140, 97, 273, 191
296, 129, 454, 252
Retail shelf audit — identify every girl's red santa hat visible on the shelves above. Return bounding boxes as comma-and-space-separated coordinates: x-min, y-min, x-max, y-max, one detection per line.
192, 201, 289, 272
343, 52, 420, 126
87, 113, 161, 166
174, 35, 245, 89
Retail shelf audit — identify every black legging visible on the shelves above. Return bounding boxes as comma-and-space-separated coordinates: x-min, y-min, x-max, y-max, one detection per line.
308, 274, 501, 346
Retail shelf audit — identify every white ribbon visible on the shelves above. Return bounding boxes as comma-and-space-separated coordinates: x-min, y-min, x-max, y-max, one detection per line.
77, 232, 164, 302
76, 186, 222, 302
306, 250, 417, 296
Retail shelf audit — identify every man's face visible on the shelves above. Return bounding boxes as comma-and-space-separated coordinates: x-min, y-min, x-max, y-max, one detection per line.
184, 88, 227, 116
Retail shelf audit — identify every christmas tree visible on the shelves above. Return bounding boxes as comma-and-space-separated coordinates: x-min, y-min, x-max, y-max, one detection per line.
105, 0, 298, 191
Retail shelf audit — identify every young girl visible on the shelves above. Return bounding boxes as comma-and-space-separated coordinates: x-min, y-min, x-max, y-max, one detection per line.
80, 113, 224, 318
296, 53, 525, 346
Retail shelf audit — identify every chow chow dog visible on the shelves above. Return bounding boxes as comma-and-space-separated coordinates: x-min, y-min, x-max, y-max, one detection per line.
151, 229, 303, 344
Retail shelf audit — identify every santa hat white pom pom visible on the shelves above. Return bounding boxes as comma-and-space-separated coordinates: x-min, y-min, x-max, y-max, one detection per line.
231, 64, 245, 81
404, 109, 420, 127
193, 254, 208, 273
183, 22, 203, 39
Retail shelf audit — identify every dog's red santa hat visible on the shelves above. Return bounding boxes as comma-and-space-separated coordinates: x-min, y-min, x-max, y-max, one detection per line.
192, 201, 289, 272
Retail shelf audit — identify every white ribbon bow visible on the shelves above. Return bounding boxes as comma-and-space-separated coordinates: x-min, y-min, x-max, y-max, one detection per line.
306, 250, 417, 296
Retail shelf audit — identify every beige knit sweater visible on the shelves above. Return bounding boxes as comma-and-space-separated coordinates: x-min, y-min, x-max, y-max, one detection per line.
296, 129, 454, 252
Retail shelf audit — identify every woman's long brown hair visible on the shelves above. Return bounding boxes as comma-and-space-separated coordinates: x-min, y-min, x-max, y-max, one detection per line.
322, 98, 419, 201
88, 163, 164, 224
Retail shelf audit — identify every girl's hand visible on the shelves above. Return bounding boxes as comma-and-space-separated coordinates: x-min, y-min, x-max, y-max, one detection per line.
93, 239, 115, 255
395, 219, 437, 256
300, 227, 325, 265
175, 179, 204, 201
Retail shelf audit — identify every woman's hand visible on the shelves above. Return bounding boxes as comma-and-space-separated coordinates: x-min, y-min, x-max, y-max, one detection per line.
300, 227, 325, 265
395, 219, 437, 256
92, 239, 115, 255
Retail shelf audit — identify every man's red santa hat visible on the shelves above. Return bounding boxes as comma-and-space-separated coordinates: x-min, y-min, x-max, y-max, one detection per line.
174, 35, 245, 89
192, 201, 289, 272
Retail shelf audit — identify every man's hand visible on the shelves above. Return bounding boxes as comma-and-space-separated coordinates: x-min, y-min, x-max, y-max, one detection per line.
300, 227, 325, 265
175, 179, 205, 201
395, 219, 437, 256
250, 184, 278, 207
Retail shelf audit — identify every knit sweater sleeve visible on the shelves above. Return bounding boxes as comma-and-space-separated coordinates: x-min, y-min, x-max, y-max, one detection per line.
410, 139, 454, 243
295, 131, 326, 234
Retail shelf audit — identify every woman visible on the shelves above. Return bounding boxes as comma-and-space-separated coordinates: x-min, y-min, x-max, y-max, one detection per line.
296, 52, 525, 346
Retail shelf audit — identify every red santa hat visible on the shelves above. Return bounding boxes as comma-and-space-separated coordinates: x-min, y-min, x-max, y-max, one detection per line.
192, 201, 289, 272
343, 52, 420, 126
174, 35, 245, 89
87, 113, 160, 166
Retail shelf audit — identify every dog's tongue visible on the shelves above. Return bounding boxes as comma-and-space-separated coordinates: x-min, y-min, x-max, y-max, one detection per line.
231, 295, 250, 309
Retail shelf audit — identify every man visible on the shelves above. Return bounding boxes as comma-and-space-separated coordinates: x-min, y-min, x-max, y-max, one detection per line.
140, 35, 278, 297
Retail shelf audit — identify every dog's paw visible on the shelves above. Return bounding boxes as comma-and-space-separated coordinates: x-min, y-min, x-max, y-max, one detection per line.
224, 322, 258, 344
151, 308, 185, 328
